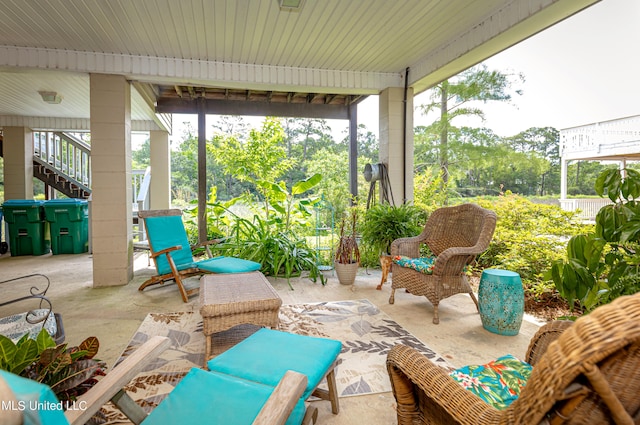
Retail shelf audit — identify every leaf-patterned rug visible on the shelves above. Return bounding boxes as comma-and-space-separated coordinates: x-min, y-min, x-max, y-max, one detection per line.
99, 299, 450, 423
278, 299, 452, 396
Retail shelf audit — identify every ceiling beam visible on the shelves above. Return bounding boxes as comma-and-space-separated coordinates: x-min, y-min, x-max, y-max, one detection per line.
156, 97, 353, 120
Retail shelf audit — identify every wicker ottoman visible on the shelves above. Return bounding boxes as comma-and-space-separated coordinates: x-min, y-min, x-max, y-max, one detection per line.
199, 271, 282, 365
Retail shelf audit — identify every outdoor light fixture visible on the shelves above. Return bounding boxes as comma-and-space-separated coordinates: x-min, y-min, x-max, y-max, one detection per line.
39, 91, 63, 104
278, 0, 304, 12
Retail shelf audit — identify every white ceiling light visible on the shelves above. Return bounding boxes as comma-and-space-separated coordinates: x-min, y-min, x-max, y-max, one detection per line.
39, 91, 63, 104
278, 0, 304, 12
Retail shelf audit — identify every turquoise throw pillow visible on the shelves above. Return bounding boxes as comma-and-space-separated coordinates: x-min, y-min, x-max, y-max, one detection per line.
392, 255, 436, 274
448, 354, 532, 410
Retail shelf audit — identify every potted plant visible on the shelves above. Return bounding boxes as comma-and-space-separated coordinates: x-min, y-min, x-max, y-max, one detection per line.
360, 203, 427, 288
334, 208, 360, 285
0, 329, 106, 409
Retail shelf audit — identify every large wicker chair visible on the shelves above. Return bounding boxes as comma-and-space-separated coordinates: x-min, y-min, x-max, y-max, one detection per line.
389, 203, 497, 324
386, 293, 640, 424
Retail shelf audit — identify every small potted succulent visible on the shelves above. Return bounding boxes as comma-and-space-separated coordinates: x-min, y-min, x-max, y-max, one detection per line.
334, 208, 360, 285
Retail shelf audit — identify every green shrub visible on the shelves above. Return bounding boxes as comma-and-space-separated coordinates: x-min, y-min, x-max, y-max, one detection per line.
475, 196, 589, 293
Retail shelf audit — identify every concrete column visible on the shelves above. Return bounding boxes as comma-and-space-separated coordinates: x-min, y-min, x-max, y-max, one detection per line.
89, 73, 133, 287
379, 87, 414, 205
149, 130, 171, 209
2, 127, 33, 199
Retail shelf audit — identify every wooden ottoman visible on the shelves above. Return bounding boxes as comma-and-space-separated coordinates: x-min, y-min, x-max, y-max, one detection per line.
199, 271, 282, 364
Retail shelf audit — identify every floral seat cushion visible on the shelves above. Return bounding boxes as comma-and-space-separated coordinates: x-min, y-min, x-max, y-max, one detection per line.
0, 309, 58, 343
392, 255, 436, 274
448, 354, 532, 410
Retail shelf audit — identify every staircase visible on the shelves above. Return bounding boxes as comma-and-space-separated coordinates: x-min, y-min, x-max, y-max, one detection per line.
0, 132, 91, 199
1, 132, 150, 228
33, 131, 92, 198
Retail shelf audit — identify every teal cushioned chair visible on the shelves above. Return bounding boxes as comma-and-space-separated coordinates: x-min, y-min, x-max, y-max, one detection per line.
0, 337, 311, 425
208, 328, 343, 415
138, 209, 261, 302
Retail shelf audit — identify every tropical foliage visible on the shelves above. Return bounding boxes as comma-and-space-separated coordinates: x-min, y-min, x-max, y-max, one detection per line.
0, 329, 105, 406
550, 168, 640, 312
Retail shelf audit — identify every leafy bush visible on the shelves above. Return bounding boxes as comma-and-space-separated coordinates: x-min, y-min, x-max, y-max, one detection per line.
209, 211, 326, 288
0, 329, 105, 407
475, 196, 588, 295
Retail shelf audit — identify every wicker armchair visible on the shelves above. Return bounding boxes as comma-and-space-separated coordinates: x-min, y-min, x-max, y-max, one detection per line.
389, 203, 497, 324
386, 293, 640, 424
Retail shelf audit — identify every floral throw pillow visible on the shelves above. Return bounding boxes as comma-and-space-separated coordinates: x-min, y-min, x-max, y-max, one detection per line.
448, 354, 532, 410
392, 255, 436, 274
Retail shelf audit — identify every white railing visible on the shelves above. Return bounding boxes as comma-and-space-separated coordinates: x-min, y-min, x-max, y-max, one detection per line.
33, 131, 91, 192
560, 115, 640, 158
559, 198, 612, 221
132, 167, 151, 241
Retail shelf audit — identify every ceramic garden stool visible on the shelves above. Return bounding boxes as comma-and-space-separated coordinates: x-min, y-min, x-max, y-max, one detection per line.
478, 269, 524, 336
207, 328, 343, 414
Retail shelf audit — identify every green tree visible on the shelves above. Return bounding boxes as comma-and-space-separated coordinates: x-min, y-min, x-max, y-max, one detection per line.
419, 65, 524, 189
305, 149, 351, 219
132, 138, 150, 169
508, 127, 560, 195
212, 118, 294, 219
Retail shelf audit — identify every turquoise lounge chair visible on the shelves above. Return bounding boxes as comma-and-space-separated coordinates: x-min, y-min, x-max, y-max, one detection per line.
138, 209, 261, 302
0, 336, 312, 425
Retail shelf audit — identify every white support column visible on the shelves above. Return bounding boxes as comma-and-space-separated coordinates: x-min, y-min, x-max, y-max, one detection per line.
620, 159, 627, 179
2, 127, 33, 199
560, 158, 568, 200
379, 87, 414, 205
149, 130, 171, 209
89, 73, 133, 287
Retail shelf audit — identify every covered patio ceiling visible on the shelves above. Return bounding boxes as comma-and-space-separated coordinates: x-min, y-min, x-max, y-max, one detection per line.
0, 0, 600, 132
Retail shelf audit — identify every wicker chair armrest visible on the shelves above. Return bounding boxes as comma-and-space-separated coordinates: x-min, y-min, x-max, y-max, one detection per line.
431, 247, 482, 275
525, 320, 573, 366
387, 345, 501, 425
390, 236, 424, 258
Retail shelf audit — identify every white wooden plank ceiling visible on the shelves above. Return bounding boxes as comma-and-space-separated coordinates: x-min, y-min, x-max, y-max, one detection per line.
0, 0, 600, 129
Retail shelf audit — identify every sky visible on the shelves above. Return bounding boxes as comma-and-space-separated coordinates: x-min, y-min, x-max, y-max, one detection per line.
166, 0, 639, 146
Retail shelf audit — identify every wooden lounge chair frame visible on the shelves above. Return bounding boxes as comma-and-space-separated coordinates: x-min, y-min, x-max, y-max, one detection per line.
138, 209, 252, 302
1, 336, 313, 425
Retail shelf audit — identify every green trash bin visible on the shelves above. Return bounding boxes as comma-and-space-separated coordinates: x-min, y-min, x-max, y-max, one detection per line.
43, 199, 89, 254
2, 200, 51, 256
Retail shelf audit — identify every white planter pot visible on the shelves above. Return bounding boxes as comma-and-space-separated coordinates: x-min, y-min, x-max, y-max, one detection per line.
334, 261, 359, 285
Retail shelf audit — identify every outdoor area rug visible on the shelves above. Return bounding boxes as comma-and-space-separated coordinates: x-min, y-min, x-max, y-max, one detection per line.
99, 299, 451, 423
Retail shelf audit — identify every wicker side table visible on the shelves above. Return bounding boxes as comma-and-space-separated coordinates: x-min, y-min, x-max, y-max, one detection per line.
199, 272, 282, 365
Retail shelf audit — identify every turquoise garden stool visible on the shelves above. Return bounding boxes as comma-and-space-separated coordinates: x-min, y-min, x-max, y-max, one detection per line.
207, 328, 342, 414
478, 269, 524, 336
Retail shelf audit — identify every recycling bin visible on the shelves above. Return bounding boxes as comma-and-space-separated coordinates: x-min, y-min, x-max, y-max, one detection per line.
2, 200, 50, 256
43, 199, 89, 254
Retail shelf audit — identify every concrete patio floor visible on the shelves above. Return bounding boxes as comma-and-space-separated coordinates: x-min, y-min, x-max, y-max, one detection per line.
0, 251, 542, 424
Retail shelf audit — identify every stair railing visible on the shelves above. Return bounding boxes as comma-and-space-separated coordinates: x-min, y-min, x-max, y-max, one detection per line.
33, 131, 91, 194
133, 167, 151, 241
